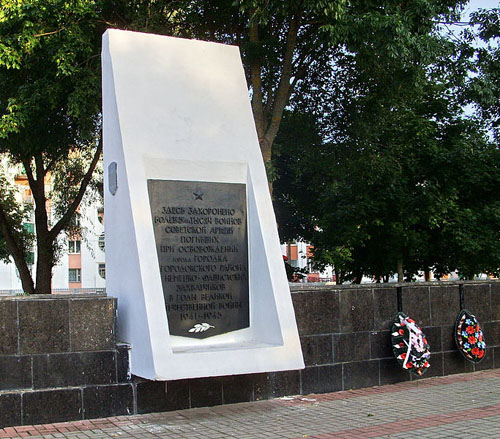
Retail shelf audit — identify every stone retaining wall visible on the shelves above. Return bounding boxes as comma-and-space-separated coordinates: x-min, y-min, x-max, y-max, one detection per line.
129, 281, 500, 414
0, 295, 130, 427
0, 281, 499, 427
292, 281, 500, 392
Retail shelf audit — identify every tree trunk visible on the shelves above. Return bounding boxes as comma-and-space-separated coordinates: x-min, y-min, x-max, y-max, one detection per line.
397, 259, 404, 283
260, 136, 272, 164
0, 204, 35, 294
248, 14, 300, 194
424, 269, 431, 282
353, 268, 363, 284
34, 231, 53, 294
27, 155, 52, 294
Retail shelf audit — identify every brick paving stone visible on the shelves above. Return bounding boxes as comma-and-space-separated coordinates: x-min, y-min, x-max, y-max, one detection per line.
1, 370, 500, 438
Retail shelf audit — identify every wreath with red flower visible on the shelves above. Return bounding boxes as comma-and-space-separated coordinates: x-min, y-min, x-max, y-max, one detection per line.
454, 310, 486, 363
391, 312, 431, 376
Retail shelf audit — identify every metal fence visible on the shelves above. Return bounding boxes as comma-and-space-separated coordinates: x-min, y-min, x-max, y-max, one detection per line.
0, 288, 106, 296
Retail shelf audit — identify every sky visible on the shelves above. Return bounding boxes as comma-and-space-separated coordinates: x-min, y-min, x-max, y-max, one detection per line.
460, 0, 498, 128
464, 0, 499, 17
445, 0, 499, 47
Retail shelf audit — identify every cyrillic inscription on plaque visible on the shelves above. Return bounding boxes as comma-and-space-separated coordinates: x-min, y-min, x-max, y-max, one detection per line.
148, 180, 249, 339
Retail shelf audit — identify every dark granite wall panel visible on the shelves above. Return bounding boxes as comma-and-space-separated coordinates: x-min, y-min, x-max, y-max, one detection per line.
442, 351, 467, 376
373, 288, 398, 330
22, 389, 82, 425
379, 358, 411, 385
136, 380, 189, 414
70, 298, 116, 351
254, 371, 301, 400
83, 384, 134, 419
251, 373, 269, 401
0, 356, 32, 391
18, 300, 70, 354
32, 351, 116, 389
422, 326, 442, 353
401, 286, 431, 327
301, 365, 342, 394
293, 291, 340, 335
300, 335, 333, 366
420, 352, 444, 379
463, 284, 491, 322
490, 283, 500, 320
369, 331, 393, 359
0, 301, 18, 355
430, 286, 460, 326
0, 393, 22, 428
333, 332, 371, 363
475, 348, 494, 371
1, 295, 116, 356
339, 289, 374, 332
222, 374, 254, 404
343, 360, 379, 390
441, 325, 456, 351
494, 347, 500, 368
483, 321, 500, 346
189, 377, 223, 408
116, 343, 131, 383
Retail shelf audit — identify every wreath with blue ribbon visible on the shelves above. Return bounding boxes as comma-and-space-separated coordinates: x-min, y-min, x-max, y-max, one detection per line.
455, 309, 486, 363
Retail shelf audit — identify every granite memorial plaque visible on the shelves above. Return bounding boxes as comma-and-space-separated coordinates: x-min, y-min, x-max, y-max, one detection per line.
148, 179, 249, 339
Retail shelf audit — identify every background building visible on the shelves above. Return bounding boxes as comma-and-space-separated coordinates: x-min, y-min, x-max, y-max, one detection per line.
0, 167, 105, 293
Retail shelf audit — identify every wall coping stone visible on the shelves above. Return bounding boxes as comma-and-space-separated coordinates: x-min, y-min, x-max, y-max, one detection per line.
290, 280, 499, 293
0, 293, 108, 301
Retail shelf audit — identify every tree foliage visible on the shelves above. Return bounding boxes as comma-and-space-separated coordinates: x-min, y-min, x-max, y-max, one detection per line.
0, 170, 32, 264
0, 0, 103, 293
108, 0, 347, 168
274, 2, 499, 282
462, 8, 500, 141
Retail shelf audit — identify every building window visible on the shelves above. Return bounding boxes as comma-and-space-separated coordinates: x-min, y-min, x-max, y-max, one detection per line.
98, 263, 105, 279
68, 240, 81, 254
98, 233, 105, 252
68, 268, 81, 283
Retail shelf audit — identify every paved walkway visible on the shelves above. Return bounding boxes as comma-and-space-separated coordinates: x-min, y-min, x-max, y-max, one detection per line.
2, 369, 500, 438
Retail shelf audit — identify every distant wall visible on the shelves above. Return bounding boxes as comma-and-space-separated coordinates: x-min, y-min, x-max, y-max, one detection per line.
1, 281, 499, 428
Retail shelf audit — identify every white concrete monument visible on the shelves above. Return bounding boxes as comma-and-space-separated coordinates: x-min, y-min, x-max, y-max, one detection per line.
102, 29, 304, 380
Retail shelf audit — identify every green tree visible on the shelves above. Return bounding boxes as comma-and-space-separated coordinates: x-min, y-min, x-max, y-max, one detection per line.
0, 171, 32, 267
274, 3, 499, 282
0, 0, 103, 294
103, 0, 470, 176
430, 126, 500, 279
114, 0, 347, 168
463, 8, 499, 141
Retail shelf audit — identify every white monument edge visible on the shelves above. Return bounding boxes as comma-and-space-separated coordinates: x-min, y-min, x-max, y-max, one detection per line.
102, 29, 304, 380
